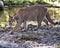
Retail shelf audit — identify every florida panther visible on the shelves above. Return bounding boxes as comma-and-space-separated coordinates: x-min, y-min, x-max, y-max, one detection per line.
9, 5, 57, 34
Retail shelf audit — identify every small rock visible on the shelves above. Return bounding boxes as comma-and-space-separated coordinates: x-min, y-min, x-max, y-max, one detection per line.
0, 40, 18, 48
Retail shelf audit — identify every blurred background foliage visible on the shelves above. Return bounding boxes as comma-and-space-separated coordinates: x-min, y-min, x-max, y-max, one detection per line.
0, 0, 60, 27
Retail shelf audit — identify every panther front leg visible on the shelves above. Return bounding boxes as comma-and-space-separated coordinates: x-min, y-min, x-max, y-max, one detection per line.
9, 20, 22, 34
21, 21, 27, 32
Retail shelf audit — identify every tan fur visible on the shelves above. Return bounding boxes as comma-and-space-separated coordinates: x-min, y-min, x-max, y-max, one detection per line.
9, 5, 56, 33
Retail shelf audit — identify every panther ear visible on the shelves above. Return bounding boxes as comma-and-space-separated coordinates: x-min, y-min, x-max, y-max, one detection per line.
9, 15, 13, 18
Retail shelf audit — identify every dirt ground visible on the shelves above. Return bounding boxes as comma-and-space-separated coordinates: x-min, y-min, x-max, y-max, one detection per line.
0, 24, 60, 48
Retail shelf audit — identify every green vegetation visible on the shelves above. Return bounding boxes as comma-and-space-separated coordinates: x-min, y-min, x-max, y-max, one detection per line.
3, 0, 60, 5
